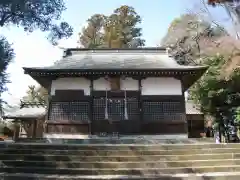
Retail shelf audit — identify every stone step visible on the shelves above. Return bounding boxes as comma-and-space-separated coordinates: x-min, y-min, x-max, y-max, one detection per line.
0, 153, 233, 162
2, 165, 240, 175
3, 159, 240, 169
1, 173, 240, 180
2, 142, 240, 150
2, 148, 240, 156
0, 153, 237, 161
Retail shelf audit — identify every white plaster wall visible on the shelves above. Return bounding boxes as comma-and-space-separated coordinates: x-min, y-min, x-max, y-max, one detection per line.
120, 78, 138, 90
93, 77, 138, 91
141, 77, 182, 95
93, 77, 110, 90
51, 77, 90, 95
51, 77, 182, 96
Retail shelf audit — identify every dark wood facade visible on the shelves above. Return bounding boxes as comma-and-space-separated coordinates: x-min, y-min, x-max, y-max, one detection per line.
45, 85, 187, 135
23, 48, 208, 136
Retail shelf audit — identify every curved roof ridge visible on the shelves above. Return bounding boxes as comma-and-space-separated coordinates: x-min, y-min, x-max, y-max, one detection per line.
23, 48, 208, 71
63, 47, 167, 57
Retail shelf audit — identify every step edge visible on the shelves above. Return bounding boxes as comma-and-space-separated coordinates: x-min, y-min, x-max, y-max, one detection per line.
3, 158, 240, 163
0, 152, 238, 157
3, 164, 240, 170
2, 172, 240, 178
0, 143, 233, 146
1, 147, 240, 151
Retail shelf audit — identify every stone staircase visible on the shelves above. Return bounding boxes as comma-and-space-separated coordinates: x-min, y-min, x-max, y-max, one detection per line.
1, 139, 240, 179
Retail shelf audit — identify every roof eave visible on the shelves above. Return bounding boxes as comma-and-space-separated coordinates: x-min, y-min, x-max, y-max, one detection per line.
182, 66, 208, 91
2, 115, 43, 120
23, 67, 53, 89
23, 66, 208, 74
24, 66, 208, 90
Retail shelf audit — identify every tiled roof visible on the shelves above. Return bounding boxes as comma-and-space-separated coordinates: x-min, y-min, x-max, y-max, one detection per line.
3, 103, 46, 119
24, 48, 206, 70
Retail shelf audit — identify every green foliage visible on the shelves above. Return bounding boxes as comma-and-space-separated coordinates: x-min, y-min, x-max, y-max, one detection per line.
78, 14, 106, 48
0, 119, 14, 136
0, 0, 73, 111
0, 0, 73, 45
235, 107, 240, 123
78, 5, 145, 48
109, 5, 145, 48
190, 55, 240, 119
22, 85, 48, 104
190, 55, 224, 113
0, 37, 14, 114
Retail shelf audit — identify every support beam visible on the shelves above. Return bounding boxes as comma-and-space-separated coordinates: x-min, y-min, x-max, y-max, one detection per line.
89, 78, 93, 134
138, 78, 143, 123
32, 120, 37, 138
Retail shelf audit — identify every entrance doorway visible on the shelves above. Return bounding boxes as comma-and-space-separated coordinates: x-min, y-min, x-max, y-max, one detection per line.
91, 91, 140, 135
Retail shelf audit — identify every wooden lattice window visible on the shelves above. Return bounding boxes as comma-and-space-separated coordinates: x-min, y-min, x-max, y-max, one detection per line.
127, 98, 139, 120
143, 101, 184, 121
49, 101, 89, 121
93, 98, 105, 121
93, 97, 139, 121
108, 98, 124, 121
93, 98, 124, 121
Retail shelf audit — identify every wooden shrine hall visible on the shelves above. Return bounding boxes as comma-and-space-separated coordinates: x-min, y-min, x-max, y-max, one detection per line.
22, 48, 207, 137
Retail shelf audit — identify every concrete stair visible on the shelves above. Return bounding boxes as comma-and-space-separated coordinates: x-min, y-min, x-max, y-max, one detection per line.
1, 141, 240, 179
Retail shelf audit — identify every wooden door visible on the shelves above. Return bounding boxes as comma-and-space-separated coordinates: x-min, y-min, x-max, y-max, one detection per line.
92, 94, 140, 135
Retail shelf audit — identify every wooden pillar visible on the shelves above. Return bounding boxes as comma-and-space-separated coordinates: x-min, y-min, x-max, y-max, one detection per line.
89, 78, 94, 135
32, 120, 37, 138
45, 80, 54, 134
180, 77, 187, 134
13, 120, 20, 141
138, 78, 143, 123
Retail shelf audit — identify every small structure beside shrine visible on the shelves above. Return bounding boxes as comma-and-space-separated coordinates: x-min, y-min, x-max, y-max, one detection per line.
23, 48, 207, 137
186, 100, 204, 138
3, 102, 46, 139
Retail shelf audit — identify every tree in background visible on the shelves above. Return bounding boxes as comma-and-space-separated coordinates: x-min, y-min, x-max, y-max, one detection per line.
189, 54, 240, 139
207, 0, 240, 39
0, 37, 14, 115
78, 5, 145, 48
208, 0, 239, 5
190, 55, 227, 115
0, 0, 73, 113
22, 85, 48, 104
162, 11, 240, 140
103, 18, 122, 48
106, 5, 145, 48
78, 14, 106, 48
161, 13, 227, 65
0, 0, 73, 45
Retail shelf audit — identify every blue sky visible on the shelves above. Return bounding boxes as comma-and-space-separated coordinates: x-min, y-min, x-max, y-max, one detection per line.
0, 0, 228, 105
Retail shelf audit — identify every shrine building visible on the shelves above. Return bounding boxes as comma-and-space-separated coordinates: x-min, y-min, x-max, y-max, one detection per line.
23, 48, 207, 137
